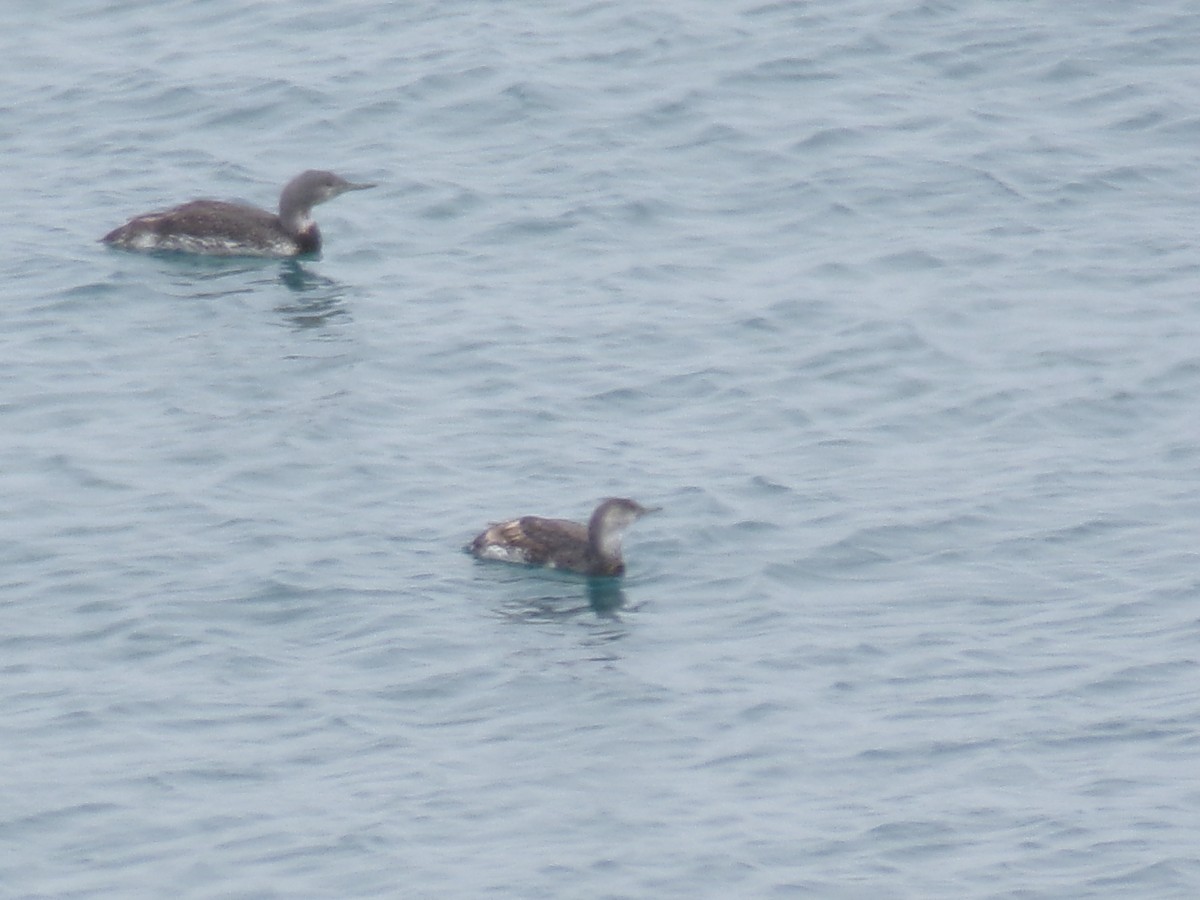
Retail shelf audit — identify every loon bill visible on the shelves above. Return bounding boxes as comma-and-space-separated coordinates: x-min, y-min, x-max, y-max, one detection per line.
101, 169, 375, 257
469, 497, 658, 577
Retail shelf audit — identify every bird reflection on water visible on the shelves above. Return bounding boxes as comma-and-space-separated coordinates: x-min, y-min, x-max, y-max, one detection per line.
484, 570, 635, 632
275, 260, 350, 329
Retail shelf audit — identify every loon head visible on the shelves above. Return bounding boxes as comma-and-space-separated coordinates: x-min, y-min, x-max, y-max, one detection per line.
278, 170, 375, 233
587, 498, 659, 561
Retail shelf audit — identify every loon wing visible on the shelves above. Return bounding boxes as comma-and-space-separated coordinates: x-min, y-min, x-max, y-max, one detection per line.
129, 200, 277, 237
101, 200, 286, 254
515, 516, 595, 571
472, 515, 589, 569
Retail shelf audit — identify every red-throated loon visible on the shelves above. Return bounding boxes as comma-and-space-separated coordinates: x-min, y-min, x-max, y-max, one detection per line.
101, 170, 375, 257
469, 498, 658, 577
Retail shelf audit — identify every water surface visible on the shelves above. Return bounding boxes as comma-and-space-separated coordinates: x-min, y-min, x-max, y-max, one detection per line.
3, 1, 1200, 896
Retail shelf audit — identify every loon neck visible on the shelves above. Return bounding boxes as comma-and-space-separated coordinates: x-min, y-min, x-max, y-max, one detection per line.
583, 498, 654, 574
587, 537, 625, 577
279, 206, 314, 238
587, 519, 624, 566
291, 223, 321, 254
278, 198, 320, 251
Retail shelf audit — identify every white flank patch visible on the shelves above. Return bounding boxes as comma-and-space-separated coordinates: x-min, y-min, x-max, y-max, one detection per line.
477, 544, 530, 564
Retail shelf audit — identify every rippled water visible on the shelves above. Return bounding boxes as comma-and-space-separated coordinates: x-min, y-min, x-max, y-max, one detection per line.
4, 1, 1200, 896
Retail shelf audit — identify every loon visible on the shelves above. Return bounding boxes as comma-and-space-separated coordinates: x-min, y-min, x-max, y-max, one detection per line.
469, 498, 658, 577
101, 170, 375, 257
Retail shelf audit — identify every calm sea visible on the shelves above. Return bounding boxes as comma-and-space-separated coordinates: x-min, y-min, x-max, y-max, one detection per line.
3, 1, 1200, 896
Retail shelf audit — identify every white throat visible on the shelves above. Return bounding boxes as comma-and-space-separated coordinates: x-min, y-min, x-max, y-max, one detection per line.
596, 528, 625, 560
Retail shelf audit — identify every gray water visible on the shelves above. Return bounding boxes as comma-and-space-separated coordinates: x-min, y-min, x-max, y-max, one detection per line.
4, 1, 1200, 897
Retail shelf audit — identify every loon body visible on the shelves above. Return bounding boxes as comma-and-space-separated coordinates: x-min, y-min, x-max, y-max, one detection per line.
101, 170, 375, 257
469, 498, 657, 577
